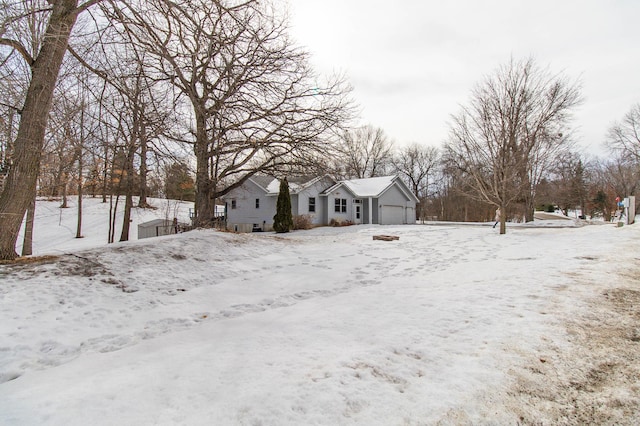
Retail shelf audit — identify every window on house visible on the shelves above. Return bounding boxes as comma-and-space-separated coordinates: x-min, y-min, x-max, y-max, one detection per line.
334, 198, 347, 213
309, 197, 316, 213
255, 198, 260, 209
231, 199, 236, 209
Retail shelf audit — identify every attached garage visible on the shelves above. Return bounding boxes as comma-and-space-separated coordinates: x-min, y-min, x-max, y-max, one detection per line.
380, 205, 406, 225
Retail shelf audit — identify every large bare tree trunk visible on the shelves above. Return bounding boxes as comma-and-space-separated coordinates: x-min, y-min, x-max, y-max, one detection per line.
108, 193, 122, 244
61, 173, 69, 208
2, 109, 16, 170
137, 122, 150, 208
520, 172, 535, 223
21, 195, 36, 256
76, 144, 83, 238
102, 144, 109, 203
119, 191, 133, 241
0, 0, 81, 260
194, 113, 213, 227
524, 195, 535, 223
119, 142, 136, 242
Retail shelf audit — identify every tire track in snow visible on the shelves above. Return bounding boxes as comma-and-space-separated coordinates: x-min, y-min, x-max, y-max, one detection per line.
0, 226, 490, 383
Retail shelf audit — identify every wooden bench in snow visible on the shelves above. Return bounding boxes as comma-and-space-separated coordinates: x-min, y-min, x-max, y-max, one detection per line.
373, 235, 399, 241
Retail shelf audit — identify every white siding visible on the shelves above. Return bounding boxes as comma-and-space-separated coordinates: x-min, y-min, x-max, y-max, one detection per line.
297, 177, 336, 225
406, 207, 416, 224
326, 194, 354, 224
378, 183, 416, 225
225, 180, 275, 232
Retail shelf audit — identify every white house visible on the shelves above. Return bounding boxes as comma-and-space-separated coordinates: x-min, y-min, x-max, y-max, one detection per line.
222, 175, 418, 232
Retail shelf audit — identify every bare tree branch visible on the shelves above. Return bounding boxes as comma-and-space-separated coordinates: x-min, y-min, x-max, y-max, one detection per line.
0, 37, 34, 65
607, 103, 640, 162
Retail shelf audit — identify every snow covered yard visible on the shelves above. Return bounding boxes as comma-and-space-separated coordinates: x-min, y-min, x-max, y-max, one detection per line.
1, 199, 639, 425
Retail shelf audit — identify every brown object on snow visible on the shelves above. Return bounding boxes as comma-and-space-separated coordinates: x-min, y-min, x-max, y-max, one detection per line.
373, 235, 399, 241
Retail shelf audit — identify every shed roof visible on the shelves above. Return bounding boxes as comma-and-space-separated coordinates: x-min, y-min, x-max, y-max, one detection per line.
138, 219, 173, 228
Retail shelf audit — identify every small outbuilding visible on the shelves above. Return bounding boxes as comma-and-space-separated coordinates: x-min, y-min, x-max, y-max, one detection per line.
138, 218, 180, 239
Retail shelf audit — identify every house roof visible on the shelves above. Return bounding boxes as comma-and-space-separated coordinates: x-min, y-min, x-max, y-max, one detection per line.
263, 175, 332, 195
227, 174, 417, 202
323, 175, 393, 196
342, 175, 396, 197
222, 175, 334, 199
249, 175, 275, 192
321, 175, 419, 203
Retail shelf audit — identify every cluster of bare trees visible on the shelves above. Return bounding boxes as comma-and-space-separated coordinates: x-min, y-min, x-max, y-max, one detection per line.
0, 1, 637, 259
442, 59, 640, 234
329, 60, 639, 234
331, 121, 639, 232
0, 0, 353, 259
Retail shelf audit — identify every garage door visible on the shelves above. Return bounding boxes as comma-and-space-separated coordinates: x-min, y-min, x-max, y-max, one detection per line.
380, 205, 405, 225
405, 207, 415, 224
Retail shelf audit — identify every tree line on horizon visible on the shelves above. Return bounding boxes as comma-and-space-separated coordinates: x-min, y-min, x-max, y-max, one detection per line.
0, 1, 638, 259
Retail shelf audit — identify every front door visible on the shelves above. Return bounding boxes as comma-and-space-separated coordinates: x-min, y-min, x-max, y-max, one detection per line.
354, 204, 362, 224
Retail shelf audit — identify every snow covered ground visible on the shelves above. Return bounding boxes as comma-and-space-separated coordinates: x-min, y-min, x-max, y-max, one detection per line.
13, 197, 194, 256
1, 198, 639, 424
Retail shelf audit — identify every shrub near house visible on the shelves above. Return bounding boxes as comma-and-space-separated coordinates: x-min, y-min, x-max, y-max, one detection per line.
273, 177, 293, 233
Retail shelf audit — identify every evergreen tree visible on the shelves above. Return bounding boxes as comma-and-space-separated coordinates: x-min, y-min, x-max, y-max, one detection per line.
273, 177, 293, 233
165, 162, 195, 201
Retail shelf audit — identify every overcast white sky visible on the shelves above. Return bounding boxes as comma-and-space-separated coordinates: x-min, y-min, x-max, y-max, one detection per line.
287, 0, 639, 156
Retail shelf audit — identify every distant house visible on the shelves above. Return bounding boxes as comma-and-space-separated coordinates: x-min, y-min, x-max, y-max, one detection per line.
222, 175, 418, 232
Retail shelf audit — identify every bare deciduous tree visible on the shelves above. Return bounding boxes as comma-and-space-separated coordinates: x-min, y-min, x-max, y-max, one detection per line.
607, 103, 640, 162
336, 124, 393, 179
0, 0, 103, 260
587, 153, 640, 220
1, 0, 49, 257
69, 16, 178, 239
108, 0, 352, 227
392, 143, 440, 221
445, 58, 581, 234
600, 156, 640, 205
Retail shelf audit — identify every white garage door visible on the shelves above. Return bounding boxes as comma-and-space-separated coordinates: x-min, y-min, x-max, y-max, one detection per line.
381, 205, 405, 225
